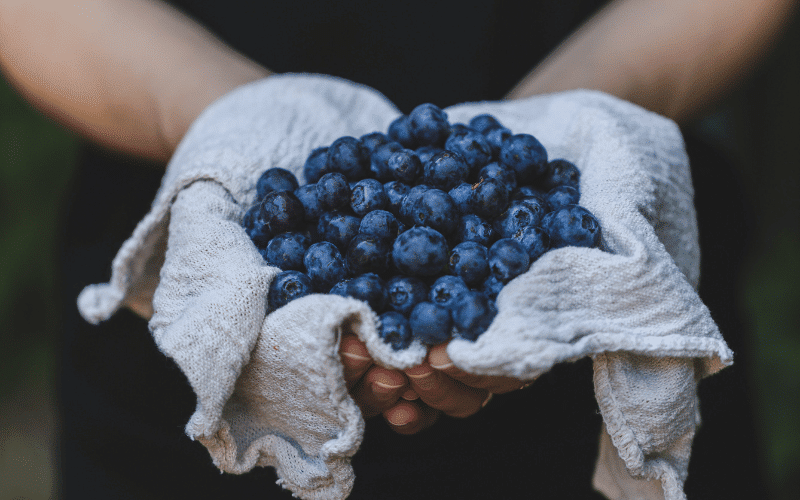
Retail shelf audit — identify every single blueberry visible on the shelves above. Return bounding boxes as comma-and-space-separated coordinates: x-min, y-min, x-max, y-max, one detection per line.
545, 206, 602, 249
259, 191, 305, 236
383, 181, 411, 217
423, 150, 470, 191
294, 184, 324, 222
346, 233, 391, 275
304, 242, 347, 292
392, 227, 449, 277
386, 276, 429, 315
481, 275, 505, 301
512, 225, 551, 262
268, 270, 313, 310
489, 238, 530, 283
468, 114, 502, 134
256, 167, 300, 200
326, 136, 369, 180
319, 211, 361, 252
449, 242, 490, 286
547, 185, 580, 211
448, 183, 474, 214
398, 184, 431, 225
513, 195, 550, 223
479, 162, 517, 192
379, 311, 413, 350
469, 177, 510, 220
316, 172, 351, 210
265, 232, 311, 271
359, 210, 399, 243
244, 203, 271, 248
500, 134, 548, 185
388, 149, 423, 184
493, 202, 543, 238
350, 178, 388, 216
484, 127, 512, 158
452, 291, 498, 341
409, 301, 453, 346
370, 141, 404, 182
456, 214, 497, 247
409, 103, 450, 147
360, 132, 390, 154
416, 145, 444, 165
329, 279, 351, 297
387, 115, 416, 148
542, 159, 581, 191
346, 273, 388, 312
429, 275, 470, 310
411, 189, 459, 236
444, 130, 493, 173
303, 147, 330, 184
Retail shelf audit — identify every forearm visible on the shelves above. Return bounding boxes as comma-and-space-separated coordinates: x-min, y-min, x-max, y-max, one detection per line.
0, 0, 269, 162
507, 0, 796, 123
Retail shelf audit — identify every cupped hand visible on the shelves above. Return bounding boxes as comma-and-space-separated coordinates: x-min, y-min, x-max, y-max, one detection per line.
340, 334, 536, 435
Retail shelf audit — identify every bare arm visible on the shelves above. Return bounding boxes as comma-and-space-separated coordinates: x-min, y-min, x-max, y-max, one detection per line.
507, 0, 797, 123
0, 0, 270, 162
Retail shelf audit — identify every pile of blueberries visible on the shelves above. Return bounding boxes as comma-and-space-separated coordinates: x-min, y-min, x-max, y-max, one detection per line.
243, 103, 602, 350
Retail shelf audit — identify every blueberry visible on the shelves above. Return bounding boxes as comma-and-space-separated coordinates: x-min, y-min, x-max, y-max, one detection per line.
318, 211, 361, 252
513, 195, 549, 223
468, 114, 502, 134
452, 291, 497, 341
544, 206, 602, 249
448, 183, 474, 214
547, 185, 580, 211
388, 149, 423, 184
415, 145, 444, 165
379, 312, 413, 350
542, 159, 580, 191
481, 275, 505, 301
409, 301, 453, 346
370, 141, 404, 182
326, 136, 369, 180
449, 242, 490, 286
448, 123, 474, 138
444, 130, 493, 172
294, 184, 324, 222
392, 227, 449, 277
244, 204, 272, 248
500, 134, 548, 185
359, 210, 399, 243
423, 150, 470, 191
303, 146, 330, 184
456, 214, 497, 247
350, 178, 388, 216
346, 273, 388, 312
398, 184, 431, 225
489, 238, 530, 283
411, 188, 459, 236
360, 132, 390, 154
493, 202, 543, 238
264, 232, 311, 271
316, 172, 351, 210
512, 185, 547, 200
256, 167, 300, 201
429, 275, 470, 310
268, 270, 313, 310
383, 181, 411, 217
259, 190, 305, 236
469, 177, 510, 220
329, 279, 351, 297
386, 276, 429, 315
387, 115, 416, 148
409, 103, 450, 147
304, 241, 347, 292
346, 233, 391, 275
479, 162, 517, 192
484, 127, 512, 157
512, 225, 550, 262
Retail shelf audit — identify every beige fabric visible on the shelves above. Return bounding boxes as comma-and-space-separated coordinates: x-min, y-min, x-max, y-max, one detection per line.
77, 75, 732, 500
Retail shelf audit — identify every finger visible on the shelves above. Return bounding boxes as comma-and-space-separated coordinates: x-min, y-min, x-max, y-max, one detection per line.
404, 362, 489, 418
340, 333, 373, 389
401, 388, 420, 401
428, 343, 535, 394
383, 400, 440, 435
350, 365, 408, 418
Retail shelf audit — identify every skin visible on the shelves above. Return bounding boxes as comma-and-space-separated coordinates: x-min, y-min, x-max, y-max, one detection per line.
1, 0, 795, 434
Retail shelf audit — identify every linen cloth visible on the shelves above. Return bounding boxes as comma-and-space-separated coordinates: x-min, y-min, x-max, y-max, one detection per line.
77, 74, 732, 500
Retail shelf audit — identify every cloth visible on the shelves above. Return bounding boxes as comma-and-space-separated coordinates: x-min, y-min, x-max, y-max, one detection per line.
77, 74, 732, 500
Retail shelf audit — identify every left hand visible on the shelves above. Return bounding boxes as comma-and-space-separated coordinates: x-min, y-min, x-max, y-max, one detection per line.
340, 334, 536, 435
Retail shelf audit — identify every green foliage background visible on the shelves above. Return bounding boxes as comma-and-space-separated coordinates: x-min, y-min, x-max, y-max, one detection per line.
1, 20, 799, 500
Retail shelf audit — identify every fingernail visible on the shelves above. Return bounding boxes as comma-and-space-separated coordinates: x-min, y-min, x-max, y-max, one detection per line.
373, 380, 404, 394
386, 406, 413, 426
405, 364, 434, 378
341, 351, 370, 362
401, 388, 419, 401
428, 348, 453, 370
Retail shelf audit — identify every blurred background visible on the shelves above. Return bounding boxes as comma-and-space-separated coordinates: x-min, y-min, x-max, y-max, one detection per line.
1, 11, 799, 500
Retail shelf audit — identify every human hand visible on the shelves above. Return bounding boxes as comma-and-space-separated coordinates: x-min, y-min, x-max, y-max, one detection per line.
340, 333, 535, 435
